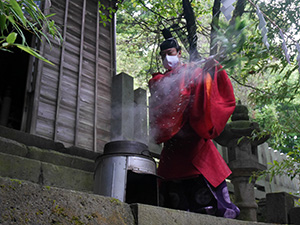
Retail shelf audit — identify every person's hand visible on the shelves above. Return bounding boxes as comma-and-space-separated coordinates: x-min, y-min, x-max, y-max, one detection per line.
203, 56, 216, 70
203, 56, 217, 78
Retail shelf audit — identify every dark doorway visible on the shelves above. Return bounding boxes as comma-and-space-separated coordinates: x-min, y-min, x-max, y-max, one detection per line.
0, 30, 33, 130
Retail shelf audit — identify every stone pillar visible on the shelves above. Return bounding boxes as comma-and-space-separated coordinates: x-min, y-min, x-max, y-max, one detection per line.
111, 73, 134, 140
231, 177, 258, 221
148, 96, 162, 157
227, 137, 266, 221
215, 101, 269, 221
266, 192, 294, 224
111, 73, 148, 144
289, 207, 300, 224
134, 88, 148, 144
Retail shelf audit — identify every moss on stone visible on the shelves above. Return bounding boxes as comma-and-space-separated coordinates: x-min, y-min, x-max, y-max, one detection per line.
9, 178, 22, 184
110, 198, 122, 205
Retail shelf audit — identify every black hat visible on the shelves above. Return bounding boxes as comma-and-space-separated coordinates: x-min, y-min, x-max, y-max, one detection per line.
160, 29, 180, 52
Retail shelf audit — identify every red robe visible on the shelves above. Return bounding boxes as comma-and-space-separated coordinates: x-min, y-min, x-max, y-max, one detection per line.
149, 63, 236, 188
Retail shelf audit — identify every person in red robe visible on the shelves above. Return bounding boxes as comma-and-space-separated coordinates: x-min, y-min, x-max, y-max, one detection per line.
149, 30, 240, 218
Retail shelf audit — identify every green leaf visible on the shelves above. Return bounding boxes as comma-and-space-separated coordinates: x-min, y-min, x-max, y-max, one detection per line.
0, 14, 6, 33
7, 15, 15, 25
15, 44, 54, 65
45, 13, 56, 18
2, 42, 9, 47
0, 47, 13, 52
6, 32, 17, 44
249, 176, 253, 183
9, 0, 27, 26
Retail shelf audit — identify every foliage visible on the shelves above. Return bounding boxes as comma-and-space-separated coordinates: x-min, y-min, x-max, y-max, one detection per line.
205, 1, 300, 157
0, 0, 61, 64
251, 148, 300, 197
116, 0, 214, 88
220, 1, 300, 183
116, 0, 300, 94
99, 1, 117, 27
116, 4, 158, 88
252, 103, 300, 152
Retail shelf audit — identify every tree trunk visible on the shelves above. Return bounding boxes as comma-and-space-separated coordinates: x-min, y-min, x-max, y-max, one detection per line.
171, 23, 190, 54
210, 0, 221, 57
182, 0, 201, 61
230, 0, 247, 24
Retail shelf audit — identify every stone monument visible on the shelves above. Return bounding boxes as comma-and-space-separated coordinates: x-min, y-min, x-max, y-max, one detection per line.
215, 101, 269, 221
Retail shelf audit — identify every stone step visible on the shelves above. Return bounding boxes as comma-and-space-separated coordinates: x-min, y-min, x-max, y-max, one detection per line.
0, 152, 94, 192
0, 177, 271, 225
0, 177, 133, 225
0, 136, 95, 172
0, 136, 95, 192
0, 125, 100, 160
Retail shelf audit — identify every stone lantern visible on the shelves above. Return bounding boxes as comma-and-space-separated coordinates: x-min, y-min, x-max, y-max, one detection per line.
215, 101, 269, 221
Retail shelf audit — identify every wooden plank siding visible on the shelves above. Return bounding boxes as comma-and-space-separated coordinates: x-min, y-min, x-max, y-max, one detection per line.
30, 0, 115, 152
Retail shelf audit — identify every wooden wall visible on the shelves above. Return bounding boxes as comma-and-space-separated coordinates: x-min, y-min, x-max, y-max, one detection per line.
30, 0, 115, 152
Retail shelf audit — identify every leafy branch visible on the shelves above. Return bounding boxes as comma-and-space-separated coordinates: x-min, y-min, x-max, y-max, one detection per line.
221, 0, 300, 70
99, 1, 117, 27
0, 0, 62, 64
251, 149, 300, 184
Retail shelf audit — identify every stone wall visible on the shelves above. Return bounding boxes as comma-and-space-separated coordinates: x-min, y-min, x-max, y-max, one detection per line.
0, 134, 95, 192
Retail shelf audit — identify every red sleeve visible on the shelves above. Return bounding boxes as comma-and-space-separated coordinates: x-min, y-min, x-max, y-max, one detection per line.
189, 65, 236, 139
148, 68, 191, 144
149, 65, 235, 143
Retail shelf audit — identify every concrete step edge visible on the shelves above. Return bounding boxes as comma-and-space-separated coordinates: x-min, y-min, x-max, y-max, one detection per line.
0, 152, 94, 192
0, 136, 95, 172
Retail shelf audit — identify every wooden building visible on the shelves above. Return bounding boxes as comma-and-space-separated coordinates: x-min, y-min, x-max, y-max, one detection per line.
0, 0, 117, 152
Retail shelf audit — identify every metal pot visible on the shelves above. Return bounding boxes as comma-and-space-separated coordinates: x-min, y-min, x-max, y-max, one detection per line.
94, 140, 158, 205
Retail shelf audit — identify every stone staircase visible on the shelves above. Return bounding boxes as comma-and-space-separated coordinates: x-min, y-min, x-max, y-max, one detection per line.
0, 177, 270, 225
0, 126, 293, 224
0, 125, 98, 192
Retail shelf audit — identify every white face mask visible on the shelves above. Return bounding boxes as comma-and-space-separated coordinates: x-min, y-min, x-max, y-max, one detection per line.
163, 54, 179, 70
